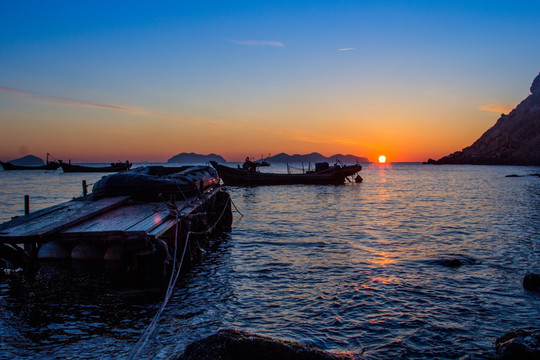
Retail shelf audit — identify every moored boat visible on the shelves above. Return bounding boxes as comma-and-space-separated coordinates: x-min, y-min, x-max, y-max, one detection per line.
60, 161, 132, 173
0, 161, 61, 171
0, 153, 61, 171
210, 161, 362, 186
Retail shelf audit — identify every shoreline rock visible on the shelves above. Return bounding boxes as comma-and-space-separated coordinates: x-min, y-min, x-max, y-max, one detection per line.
177, 329, 356, 360
495, 328, 540, 359
523, 273, 540, 292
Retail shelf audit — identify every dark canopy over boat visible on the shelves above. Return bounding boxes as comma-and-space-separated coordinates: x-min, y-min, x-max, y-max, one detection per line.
210, 161, 362, 186
92, 165, 219, 201
60, 161, 132, 173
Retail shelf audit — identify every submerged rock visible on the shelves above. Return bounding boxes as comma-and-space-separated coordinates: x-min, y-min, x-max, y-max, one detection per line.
178, 329, 356, 360
431, 255, 478, 268
523, 273, 540, 292
495, 329, 540, 359
443, 259, 463, 268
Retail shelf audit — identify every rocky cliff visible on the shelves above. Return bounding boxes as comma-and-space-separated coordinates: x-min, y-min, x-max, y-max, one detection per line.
431, 73, 540, 165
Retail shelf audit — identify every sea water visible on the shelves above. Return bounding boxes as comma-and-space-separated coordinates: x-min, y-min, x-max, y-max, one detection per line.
0, 163, 539, 359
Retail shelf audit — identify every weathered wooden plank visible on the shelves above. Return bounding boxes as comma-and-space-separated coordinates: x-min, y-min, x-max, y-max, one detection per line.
145, 189, 219, 239
58, 230, 149, 243
126, 207, 171, 232
63, 203, 163, 233
148, 218, 179, 239
0, 199, 75, 232
0, 196, 130, 241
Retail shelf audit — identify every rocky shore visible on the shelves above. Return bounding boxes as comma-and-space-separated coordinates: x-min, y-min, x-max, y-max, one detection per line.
177, 327, 540, 360
428, 72, 540, 166
177, 329, 356, 360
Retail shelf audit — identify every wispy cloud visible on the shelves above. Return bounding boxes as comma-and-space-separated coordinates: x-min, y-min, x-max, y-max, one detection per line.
0, 85, 220, 128
338, 48, 355, 51
0, 85, 152, 116
479, 104, 514, 114
1, 85, 369, 148
230, 39, 285, 47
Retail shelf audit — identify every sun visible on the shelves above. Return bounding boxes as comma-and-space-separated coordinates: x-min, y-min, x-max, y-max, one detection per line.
378, 155, 387, 164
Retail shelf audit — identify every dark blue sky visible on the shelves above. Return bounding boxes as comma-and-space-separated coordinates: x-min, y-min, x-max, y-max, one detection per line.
1, 1, 538, 162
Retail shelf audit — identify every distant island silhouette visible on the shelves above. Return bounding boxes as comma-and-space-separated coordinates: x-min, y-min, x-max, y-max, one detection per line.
167, 152, 368, 164
427, 72, 540, 166
167, 152, 227, 164
5, 154, 45, 166
264, 152, 368, 163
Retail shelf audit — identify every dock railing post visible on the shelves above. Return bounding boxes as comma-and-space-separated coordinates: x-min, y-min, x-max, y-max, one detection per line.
82, 180, 88, 196
24, 195, 30, 215
24, 195, 33, 252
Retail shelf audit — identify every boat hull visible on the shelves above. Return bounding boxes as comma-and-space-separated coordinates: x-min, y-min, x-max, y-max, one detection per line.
60, 162, 132, 173
0, 161, 60, 171
210, 161, 361, 186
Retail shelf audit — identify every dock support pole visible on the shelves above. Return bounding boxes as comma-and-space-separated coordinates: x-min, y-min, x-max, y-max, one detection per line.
24, 195, 33, 252
82, 180, 88, 196
24, 195, 30, 215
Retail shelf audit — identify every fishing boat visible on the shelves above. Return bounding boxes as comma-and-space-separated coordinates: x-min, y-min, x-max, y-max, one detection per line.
60, 161, 132, 173
210, 161, 362, 186
0, 153, 61, 171
0, 161, 61, 171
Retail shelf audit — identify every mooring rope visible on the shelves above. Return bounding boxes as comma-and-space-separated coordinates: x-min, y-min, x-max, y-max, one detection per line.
127, 195, 232, 359
128, 215, 185, 359
230, 197, 244, 218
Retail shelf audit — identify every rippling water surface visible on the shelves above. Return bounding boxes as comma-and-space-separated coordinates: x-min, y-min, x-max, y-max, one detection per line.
1, 163, 539, 359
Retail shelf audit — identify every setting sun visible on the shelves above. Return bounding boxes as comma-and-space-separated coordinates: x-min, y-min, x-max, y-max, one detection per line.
378, 155, 387, 163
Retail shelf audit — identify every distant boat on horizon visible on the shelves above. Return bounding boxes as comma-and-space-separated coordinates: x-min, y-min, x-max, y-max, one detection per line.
0, 153, 61, 171
60, 161, 132, 173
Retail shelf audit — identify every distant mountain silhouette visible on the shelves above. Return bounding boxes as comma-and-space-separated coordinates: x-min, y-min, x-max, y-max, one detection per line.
7, 154, 44, 166
428, 72, 540, 165
167, 152, 227, 164
266, 152, 368, 163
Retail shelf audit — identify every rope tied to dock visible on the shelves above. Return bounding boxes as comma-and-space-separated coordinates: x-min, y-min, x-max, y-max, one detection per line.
128, 194, 232, 359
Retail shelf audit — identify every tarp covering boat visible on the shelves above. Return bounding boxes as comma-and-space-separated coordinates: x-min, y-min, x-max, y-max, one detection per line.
91, 165, 220, 201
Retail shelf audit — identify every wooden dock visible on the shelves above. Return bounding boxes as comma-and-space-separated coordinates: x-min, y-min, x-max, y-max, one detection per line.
0, 185, 232, 272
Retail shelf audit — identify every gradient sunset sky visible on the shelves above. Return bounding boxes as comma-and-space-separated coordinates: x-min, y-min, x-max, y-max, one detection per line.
1, 0, 539, 163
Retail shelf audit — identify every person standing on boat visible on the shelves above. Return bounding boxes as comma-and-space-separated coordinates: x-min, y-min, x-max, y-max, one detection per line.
243, 157, 256, 171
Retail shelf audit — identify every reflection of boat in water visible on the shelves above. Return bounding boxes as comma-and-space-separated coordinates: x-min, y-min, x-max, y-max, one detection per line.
0, 153, 61, 171
60, 161, 132, 173
210, 161, 362, 186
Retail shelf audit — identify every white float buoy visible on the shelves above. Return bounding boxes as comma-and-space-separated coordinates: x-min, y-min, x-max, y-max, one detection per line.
71, 244, 103, 260
104, 244, 124, 261
38, 241, 71, 259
